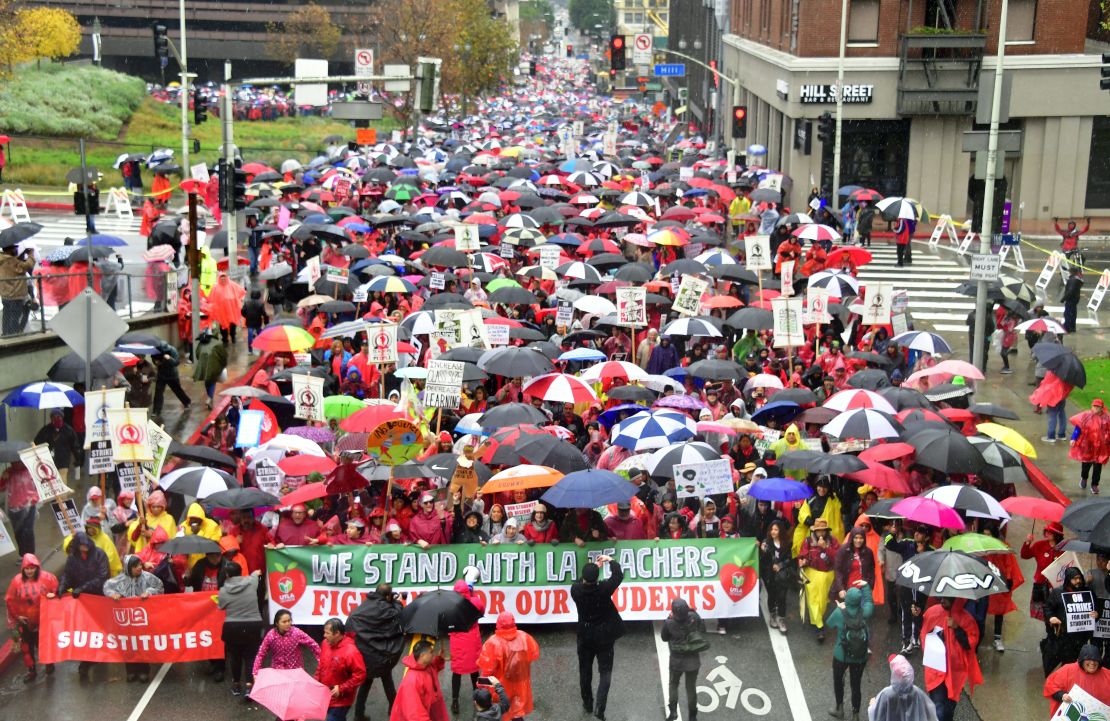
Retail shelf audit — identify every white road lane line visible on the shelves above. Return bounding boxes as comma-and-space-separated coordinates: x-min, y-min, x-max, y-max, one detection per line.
653, 620, 681, 721
125, 662, 172, 721
760, 595, 812, 721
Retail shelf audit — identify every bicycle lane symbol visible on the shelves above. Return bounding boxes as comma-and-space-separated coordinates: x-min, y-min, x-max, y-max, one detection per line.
697, 655, 773, 716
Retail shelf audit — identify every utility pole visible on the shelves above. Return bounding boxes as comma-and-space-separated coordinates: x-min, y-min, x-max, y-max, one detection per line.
971, 0, 1009, 371
79, 139, 94, 391
222, 60, 238, 276
831, 0, 849, 202
178, 0, 190, 179
187, 193, 201, 349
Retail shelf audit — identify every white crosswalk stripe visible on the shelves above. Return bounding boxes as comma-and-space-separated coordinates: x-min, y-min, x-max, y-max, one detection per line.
848, 242, 1098, 334
31, 216, 143, 247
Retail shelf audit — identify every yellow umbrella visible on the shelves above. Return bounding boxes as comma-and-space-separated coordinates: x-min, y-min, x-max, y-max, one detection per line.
500, 146, 523, 158
480, 465, 564, 494
976, 422, 1037, 459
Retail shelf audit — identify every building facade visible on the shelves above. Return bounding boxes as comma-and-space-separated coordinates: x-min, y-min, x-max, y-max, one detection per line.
717, 0, 1110, 221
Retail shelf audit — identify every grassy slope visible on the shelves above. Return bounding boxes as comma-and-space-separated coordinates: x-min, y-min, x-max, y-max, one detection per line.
1071, 357, 1110, 410
0, 64, 399, 188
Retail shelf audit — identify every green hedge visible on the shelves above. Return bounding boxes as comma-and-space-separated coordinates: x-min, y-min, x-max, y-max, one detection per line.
0, 62, 145, 140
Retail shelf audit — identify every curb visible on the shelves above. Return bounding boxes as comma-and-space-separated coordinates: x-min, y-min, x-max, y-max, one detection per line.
26, 201, 74, 211
0, 351, 270, 677
1024, 459, 1071, 507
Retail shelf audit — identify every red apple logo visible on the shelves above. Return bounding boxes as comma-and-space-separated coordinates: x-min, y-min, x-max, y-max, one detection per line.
268, 562, 307, 608
719, 563, 757, 602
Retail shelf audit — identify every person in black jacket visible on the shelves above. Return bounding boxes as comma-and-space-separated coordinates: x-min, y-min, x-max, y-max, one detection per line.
52, 531, 109, 680
349, 583, 405, 721
151, 350, 191, 417
241, 289, 269, 352
1045, 567, 1099, 672
1061, 267, 1084, 334
33, 410, 79, 483
661, 598, 707, 721
760, 519, 794, 634
571, 555, 624, 721
856, 202, 876, 248
452, 510, 490, 544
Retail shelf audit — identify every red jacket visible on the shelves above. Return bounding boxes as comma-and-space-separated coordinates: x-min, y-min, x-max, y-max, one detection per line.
920, 600, 982, 702
5, 555, 58, 629
449, 580, 485, 674
521, 521, 558, 544
390, 654, 449, 721
315, 633, 366, 708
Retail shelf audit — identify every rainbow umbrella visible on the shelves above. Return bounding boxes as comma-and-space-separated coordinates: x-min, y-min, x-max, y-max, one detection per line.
647, 227, 690, 246
251, 325, 315, 353
366, 275, 418, 293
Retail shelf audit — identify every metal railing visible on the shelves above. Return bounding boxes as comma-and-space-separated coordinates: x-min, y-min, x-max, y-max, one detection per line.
0, 269, 179, 340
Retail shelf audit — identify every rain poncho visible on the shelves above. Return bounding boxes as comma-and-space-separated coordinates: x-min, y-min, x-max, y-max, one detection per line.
103, 554, 165, 598
868, 654, 938, 721
204, 273, 245, 330
127, 490, 180, 553
1069, 406, 1110, 464
449, 579, 485, 675
1043, 644, 1110, 717
771, 425, 808, 480
5, 554, 58, 630
792, 485, 845, 556
181, 501, 222, 568
63, 524, 122, 577
478, 612, 541, 720
921, 599, 982, 702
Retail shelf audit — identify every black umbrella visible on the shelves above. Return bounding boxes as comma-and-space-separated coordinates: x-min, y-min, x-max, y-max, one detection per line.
424, 453, 493, 485
724, 308, 773, 331
0, 440, 30, 463
400, 588, 483, 635
904, 426, 984, 474
968, 402, 1019, 421
607, 384, 656, 402
489, 287, 540, 305
562, 329, 607, 344
847, 351, 892, 367
169, 441, 237, 469
119, 331, 163, 347
749, 188, 781, 203
510, 326, 546, 342
894, 550, 1006, 600
687, 359, 744, 382
47, 351, 123, 382
204, 487, 280, 510
1061, 498, 1110, 535
0, 222, 43, 248
159, 466, 239, 498
421, 246, 469, 268
361, 461, 439, 482
864, 497, 903, 519
517, 434, 589, 473
208, 229, 248, 250
613, 263, 654, 282
439, 347, 485, 364
662, 259, 708, 276
712, 265, 760, 284
64, 246, 113, 264
1033, 343, 1086, 387
526, 341, 560, 360
477, 347, 554, 377
423, 292, 474, 311
846, 369, 892, 390
878, 387, 934, 410
160, 535, 223, 555
320, 300, 357, 314
479, 403, 548, 427
771, 388, 818, 406
66, 167, 100, 184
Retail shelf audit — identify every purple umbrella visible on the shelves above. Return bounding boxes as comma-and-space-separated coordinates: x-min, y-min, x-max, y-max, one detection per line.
284, 426, 335, 444
652, 394, 706, 411
747, 477, 812, 502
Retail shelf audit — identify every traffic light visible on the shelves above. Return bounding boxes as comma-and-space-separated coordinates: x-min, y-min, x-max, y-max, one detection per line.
152, 22, 169, 61
1102, 53, 1110, 92
217, 159, 230, 212
817, 112, 834, 144
231, 161, 248, 211
193, 89, 207, 125
529, 59, 537, 77
731, 105, 747, 139
609, 35, 626, 71
566, 44, 573, 58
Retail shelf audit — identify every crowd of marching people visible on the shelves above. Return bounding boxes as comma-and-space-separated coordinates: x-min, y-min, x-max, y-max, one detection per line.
3, 57, 1110, 721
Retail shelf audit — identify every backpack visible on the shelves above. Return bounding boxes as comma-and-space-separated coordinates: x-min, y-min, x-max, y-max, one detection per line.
841, 612, 869, 660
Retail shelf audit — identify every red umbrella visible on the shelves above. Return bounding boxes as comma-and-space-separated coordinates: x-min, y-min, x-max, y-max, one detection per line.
849, 188, 883, 202
326, 462, 370, 494
859, 442, 915, 463
999, 496, 1065, 522
826, 246, 873, 267
662, 206, 697, 221
278, 454, 336, 477
844, 461, 913, 495
276, 482, 329, 508
241, 162, 275, 176
939, 408, 975, 423
895, 408, 946, 424
341, 405, 407, 433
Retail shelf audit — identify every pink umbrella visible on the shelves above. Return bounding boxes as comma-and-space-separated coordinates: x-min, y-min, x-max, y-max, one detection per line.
249, 667, 331, 721
891, 496, 966, 530
696, 421, 737, 436
906, 360, 985, 388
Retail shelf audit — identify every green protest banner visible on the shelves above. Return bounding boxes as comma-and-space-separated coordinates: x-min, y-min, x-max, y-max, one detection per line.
266, 538, 759, 625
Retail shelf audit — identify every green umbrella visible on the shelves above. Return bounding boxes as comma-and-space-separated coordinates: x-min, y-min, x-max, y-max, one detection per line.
486, 277, 522, 293
386, 185, 418, 201
941, 533, 1010, 554
324, 395, 368, 420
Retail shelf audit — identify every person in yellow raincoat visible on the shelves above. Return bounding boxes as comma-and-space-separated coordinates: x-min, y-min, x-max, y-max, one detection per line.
771, 424, 808, 480
728, 194, 751, 234
791, 476, 844, 555
126, 490, 179, 553
799, 518, 839, 642
199, 246, 218, 295
63, 514, 122, 577
179, 502, 222, 569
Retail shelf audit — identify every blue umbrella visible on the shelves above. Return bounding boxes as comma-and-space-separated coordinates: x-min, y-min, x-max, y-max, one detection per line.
4, 382, 83, 409
558, 347, 606, 363
598, 403, 649, 429
747, 477, 812, 502
612, 410, 697, 451
541, 469, 638, 509
751, 400, 802, 425
78, 234, 127, 247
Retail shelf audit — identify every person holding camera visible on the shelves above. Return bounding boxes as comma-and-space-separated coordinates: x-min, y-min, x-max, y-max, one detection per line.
0, 245, 35, 336
571, 554, 624, 721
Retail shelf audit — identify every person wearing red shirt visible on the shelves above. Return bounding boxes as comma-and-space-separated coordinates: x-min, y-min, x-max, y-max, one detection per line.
5, 554, 58, 681
604, 501, 647, 540
269, 504, 323, 548
1021, 522, 1064, 620
521, 504, 559, 544
390, 640, 449, 721
316, 618, 367, 721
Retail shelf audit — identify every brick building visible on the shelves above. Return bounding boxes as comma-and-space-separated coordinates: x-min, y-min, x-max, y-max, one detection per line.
714, 0, 1110, 222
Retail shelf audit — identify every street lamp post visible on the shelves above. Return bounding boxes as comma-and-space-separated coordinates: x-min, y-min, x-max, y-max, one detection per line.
832, 0, 848, 201
452, 42, 473, 115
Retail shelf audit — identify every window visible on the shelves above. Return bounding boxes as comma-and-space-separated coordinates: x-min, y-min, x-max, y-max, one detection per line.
1006, 0, 1035, 41
847, 0, 880, 43
1086, 116, 1110, 209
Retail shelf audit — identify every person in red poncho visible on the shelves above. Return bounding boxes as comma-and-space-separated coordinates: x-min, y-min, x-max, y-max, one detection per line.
5, 554, 58, 682
1043, 643, 1110, 716
205, 273, 245, 344
979, 523, 1024, 653
920, 597, 982, 721
449, 578, 486, 714
1021, 522, 1064, 620
478, 612, 541, 721
1069, 398, 1110, 494
390, 640, 449, 721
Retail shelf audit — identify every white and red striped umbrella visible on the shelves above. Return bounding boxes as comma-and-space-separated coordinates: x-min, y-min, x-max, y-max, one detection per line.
579, 360, 650, 384
792, 224, 842, 242
522, 373, 599, 404
823, 389, 896, 414
1014, 317, 1067, 335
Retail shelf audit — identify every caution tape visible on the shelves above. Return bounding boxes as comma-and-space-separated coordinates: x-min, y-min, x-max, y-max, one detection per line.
1018, 236, 1105, 276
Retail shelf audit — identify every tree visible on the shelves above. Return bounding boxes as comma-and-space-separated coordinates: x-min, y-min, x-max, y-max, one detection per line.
266, 2, 342, 66
568, 0, 611, 34
520, 0, 555, 29
0, 6, 81, 72
443, 0, 518, 113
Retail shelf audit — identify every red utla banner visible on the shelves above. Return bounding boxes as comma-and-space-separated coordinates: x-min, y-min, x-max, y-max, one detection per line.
39, 593, 225, 664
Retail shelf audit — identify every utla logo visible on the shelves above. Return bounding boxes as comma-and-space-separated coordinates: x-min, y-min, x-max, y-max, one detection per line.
113, 607, 149, 627
719, 562, 757, 602
268, 562, 307, 608
116, 422, 143, 446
